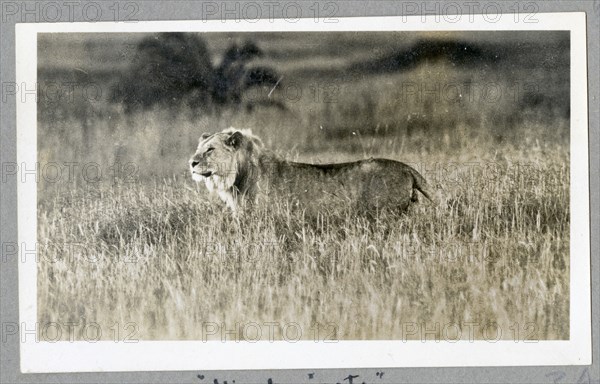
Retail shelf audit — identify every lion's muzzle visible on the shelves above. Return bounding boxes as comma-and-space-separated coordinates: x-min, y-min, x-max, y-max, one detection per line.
189, 155, 214, 181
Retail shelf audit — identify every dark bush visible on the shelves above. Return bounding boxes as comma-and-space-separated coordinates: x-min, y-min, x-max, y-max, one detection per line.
112, 33, 282, 113
112, 33, 214, 111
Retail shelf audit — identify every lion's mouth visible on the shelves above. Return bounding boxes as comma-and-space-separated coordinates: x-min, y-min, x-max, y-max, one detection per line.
196, 170, 213, 177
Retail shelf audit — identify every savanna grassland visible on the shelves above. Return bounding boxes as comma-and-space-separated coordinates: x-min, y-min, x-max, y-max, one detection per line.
37, 31, 570, 341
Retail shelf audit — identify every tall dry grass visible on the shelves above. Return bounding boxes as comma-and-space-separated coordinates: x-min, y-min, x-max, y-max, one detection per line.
37, 105, 570, 341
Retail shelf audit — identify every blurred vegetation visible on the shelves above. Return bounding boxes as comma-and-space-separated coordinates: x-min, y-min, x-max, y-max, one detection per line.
110, 33, 281, 112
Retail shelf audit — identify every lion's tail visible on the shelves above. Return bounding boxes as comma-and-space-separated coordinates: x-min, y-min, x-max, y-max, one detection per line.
409, 168, 435, 204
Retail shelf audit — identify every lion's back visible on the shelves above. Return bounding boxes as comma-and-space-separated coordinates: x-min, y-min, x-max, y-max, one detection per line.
262, 157, 426, 214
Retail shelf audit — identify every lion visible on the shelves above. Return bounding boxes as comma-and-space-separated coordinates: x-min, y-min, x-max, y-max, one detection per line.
189, 128, 433, 215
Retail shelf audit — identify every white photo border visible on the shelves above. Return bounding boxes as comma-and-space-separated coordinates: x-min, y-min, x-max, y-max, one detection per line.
17, 13, 591, 373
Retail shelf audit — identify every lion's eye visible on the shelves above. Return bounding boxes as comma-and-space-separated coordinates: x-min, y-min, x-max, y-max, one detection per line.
206, 147, 215, 154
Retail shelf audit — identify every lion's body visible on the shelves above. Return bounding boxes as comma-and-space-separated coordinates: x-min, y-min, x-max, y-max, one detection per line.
255, 155, 431, 214
190, 128, 432, 214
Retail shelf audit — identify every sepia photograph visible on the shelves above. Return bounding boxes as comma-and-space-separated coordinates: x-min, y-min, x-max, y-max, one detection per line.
14, 13, 591, 372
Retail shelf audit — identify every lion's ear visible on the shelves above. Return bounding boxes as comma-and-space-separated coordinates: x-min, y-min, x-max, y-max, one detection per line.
200, 132, 212, 140
224, 131, 244, 149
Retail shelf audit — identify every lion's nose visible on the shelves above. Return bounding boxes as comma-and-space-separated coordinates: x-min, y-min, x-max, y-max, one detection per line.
190, 160, 200, 168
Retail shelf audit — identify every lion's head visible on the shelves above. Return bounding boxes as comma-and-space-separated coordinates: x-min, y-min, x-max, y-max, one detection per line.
189, 128, 264, 206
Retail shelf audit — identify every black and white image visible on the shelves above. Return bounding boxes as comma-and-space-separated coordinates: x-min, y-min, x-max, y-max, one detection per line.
15, 14, 591, 372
